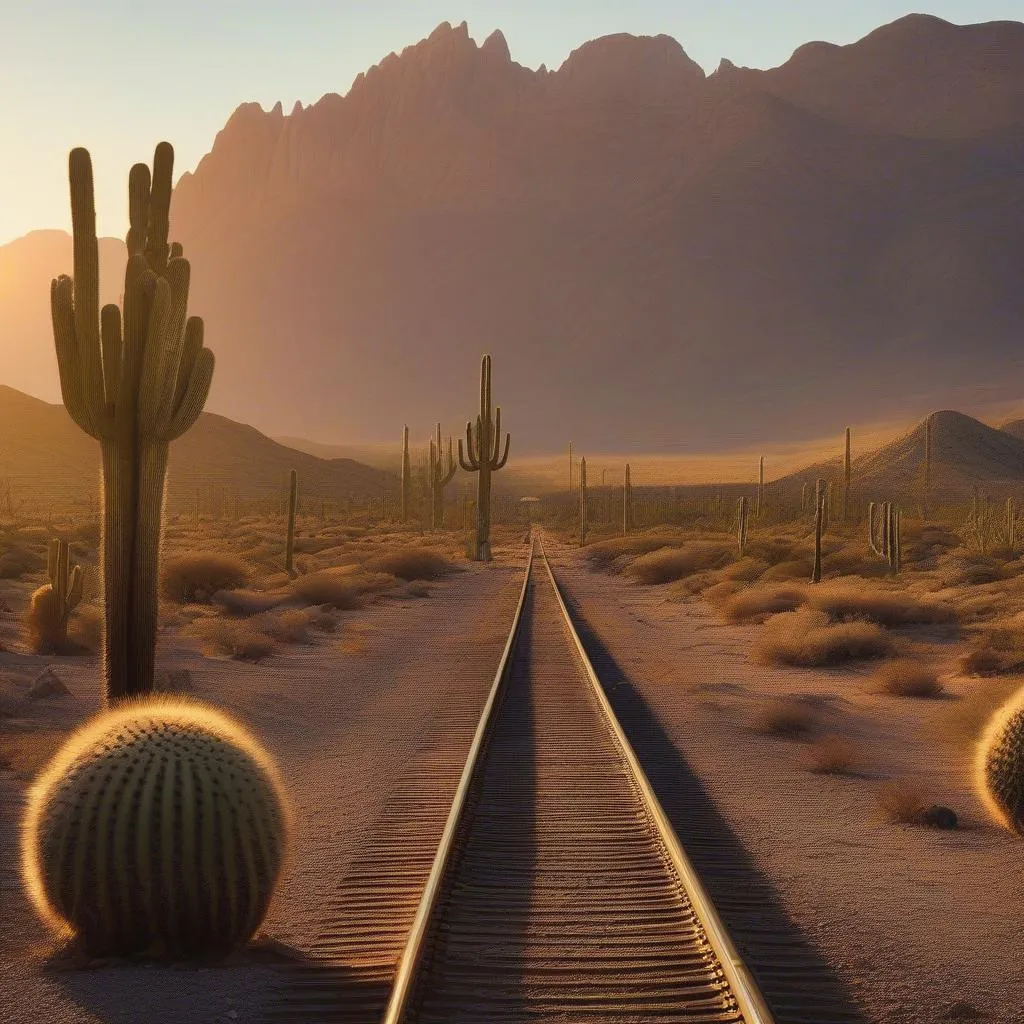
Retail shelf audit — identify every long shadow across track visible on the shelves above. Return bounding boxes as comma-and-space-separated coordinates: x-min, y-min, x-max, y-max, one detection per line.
382, 539, 772, 1023
269, 537, 863, 1023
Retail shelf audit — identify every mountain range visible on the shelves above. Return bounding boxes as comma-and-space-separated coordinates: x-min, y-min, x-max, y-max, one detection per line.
2, 14, 1023, 451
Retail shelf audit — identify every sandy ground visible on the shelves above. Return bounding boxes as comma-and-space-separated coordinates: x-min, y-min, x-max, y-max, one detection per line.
544, 535, 1024, 1024
0, 542, 527, 1024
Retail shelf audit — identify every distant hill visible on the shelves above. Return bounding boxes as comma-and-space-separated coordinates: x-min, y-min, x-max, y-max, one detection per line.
0, 386, 396, 512
779, 410, 1024, 506
2, 15, 1023, 449
273, 436, 399, 472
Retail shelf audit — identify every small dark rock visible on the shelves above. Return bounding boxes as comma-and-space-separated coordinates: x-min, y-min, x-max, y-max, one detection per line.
941, 999, 986, 1019
922, 804, 958, 829
28, 667, 70, 699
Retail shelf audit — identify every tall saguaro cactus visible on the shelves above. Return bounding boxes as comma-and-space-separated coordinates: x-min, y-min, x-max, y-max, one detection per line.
737, 496, 749, 555
400, 425, 411, 524
429, 424, 457, 530
811, 492, 825, 583
756, 456, 764, 518
623, 463, 633, 536
285, 469, 298, 576
923, 414, 932, 519
579, 456, 588, 548
843, 427, 852, 521
51, 144, 214, 703
458, 355, 510, 561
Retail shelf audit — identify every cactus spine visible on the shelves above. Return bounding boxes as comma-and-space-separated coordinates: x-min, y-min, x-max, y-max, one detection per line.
21, 697, 291, 957
737, 496, 749, 555
429, 424, 457, 530
285, 469, 297, 576
51, 144, 213, 702
579, 456, 588, 547
400, 425, 411, 524
458, 355, 510, 561
844, 426, 851, 521
623, 463, 633, 536
811, 491, 824, 583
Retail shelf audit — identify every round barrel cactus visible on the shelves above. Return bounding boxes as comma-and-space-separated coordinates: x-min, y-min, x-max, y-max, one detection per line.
21, 696, 292, 957
977, 687, 1024, 833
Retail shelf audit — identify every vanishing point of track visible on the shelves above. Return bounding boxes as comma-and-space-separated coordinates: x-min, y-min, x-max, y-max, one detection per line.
268, 535, 774, 1023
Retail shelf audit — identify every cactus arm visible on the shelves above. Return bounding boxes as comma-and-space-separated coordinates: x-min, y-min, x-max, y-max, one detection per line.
492, 430, 511, 470
459, 421, 480, 471
166, 338, 214, 441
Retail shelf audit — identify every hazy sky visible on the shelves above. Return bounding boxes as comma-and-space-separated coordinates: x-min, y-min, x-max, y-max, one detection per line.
0, 1, 1020, 246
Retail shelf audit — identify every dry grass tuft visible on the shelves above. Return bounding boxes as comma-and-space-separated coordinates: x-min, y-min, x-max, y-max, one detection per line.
585, 536, 671, 571
760, 559, 814, 581
211, 588, 286, 617
807, 588, 956, 627
188, 618, 276, 661
755, 608, 893, 667
876, 780, 927, 824
627, 542, 733, 585
366, 548, 456, 581
719, 585, 805, 624
870, 659, 945, 698
752, 697, 817, 737
289, 572, 366, 610
162, 552, 250, 603
806, 735, 858, 774
960, 626, 1024, 676
66, 604, 102, 654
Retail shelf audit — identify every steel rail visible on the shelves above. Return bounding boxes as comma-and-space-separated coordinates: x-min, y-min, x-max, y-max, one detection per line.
539, 536, 777, 1024
380, 539, 535, 1024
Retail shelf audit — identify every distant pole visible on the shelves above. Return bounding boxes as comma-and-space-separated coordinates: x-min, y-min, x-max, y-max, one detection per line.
844, 426, 851, 522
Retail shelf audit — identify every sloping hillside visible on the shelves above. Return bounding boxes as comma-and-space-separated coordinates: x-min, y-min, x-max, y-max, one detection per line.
0, 386, 396, 510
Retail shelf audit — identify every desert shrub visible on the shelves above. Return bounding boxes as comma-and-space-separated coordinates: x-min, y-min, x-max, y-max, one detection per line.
406, 581, 432, 598
705, 580, 742, 607
755, 608, 893, 667
585, 536, 670, 571
961, 627, 1024, 676
289, 572, 365, 610
944, 555, 1003, 587
66, 604, 102, 654
211, 588, 286, 617
870, 658, 944, 698
719, 585, 805, 624
744, 537, 803, 566
806, 736, 858, 774
760, 559, 814, 581
807, 588, 956, 627
627, 543, 732, 585
877, 781, 927, 824
189, 619, 275, 661
366, 548, 456, 581
0, 546, 42, 579
752, 697, 817, 736
307, 609, 338, 632
162, 552, 250, 603
260, 609, 312, 644
721, 557, 769, 583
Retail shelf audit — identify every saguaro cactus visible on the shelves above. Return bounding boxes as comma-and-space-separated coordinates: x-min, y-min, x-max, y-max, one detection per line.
29, 539, 85, 651
623, 463, 633, 536
886, 504, 901, 574
429, 424, 457, 530
844, 427, 852, 521
400, 425, 412, 524
568, 441, 574, 495
458, 355, 510, 561
51, 144, 214, 702
811, 492, 824, 583
285, 469, 298, 576
868, 501, 882, 556
579, 456, 588, 547
923, 414, 932, 519
737, 496, 749, 555
756, 456, 764, 518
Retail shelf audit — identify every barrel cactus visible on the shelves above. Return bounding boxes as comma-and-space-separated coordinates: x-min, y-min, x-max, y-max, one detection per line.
976, 687, 1024, 833
21, 696, 291, 957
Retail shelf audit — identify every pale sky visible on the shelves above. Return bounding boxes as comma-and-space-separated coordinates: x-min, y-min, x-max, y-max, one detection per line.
0, 1, 1021, 247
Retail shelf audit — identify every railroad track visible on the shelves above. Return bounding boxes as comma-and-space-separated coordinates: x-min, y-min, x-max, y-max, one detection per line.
381, 537, 774, 1023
